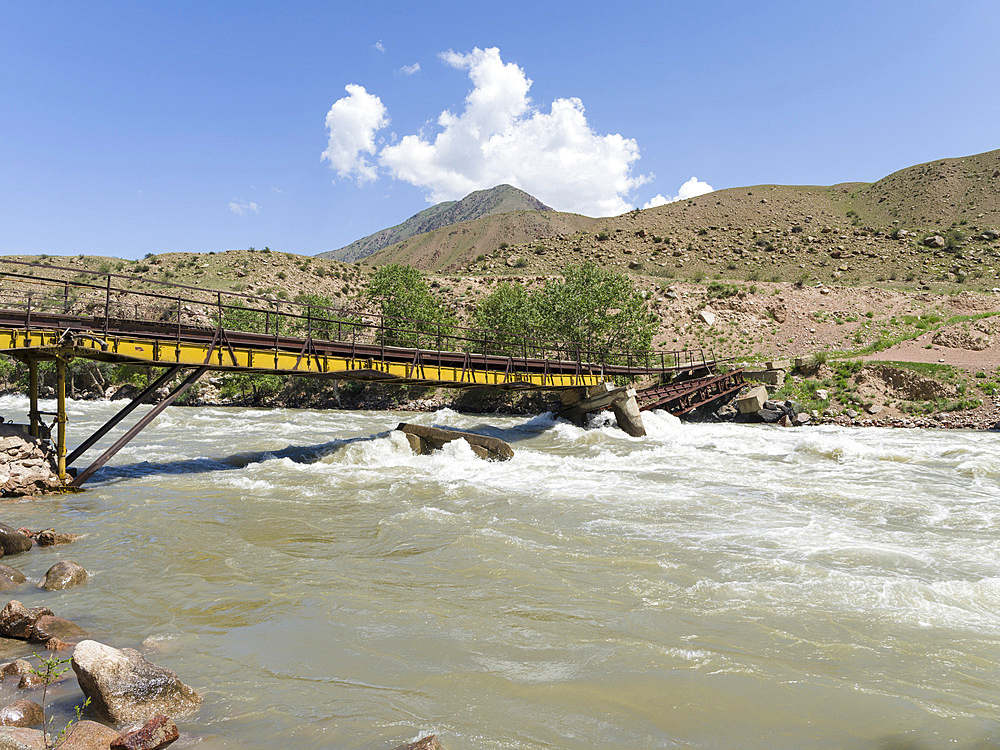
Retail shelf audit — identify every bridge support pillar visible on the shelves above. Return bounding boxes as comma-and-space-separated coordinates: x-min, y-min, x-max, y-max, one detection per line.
55, 357, 67, 479
558, 382, 646, 437
611, 390, 646, 438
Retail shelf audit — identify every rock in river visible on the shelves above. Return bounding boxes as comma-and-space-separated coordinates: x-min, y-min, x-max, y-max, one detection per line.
71, 641, 202, 724
0, 567, 25, 593
0, 700, 42, 728
30, 615, 86, 645
0, 526, 31, 558
111, 714, 179, 750
38, 561, 88, 591
0, 602, 52, 641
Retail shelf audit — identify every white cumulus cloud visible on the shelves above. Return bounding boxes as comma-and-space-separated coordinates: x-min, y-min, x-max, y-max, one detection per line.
321, 84, 389, 184
322, 47, 648, 216
373, 40, 385, 53
399, 62, 421, 75
642, 176, 714, 209
228, 199, 260, 216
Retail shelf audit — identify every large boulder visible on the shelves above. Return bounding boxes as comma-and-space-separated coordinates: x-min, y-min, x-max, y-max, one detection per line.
38, 562, 88, 591
0, 602, 52, 641
0, 527, 31, 558
0, 701, 42, 728
71, 641, 202, 724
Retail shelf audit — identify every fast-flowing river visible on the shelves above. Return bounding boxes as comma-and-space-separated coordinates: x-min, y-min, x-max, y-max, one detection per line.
1, 395, 999, 749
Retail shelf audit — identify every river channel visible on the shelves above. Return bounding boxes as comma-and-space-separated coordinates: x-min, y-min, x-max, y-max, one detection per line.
1, 395, 999, 748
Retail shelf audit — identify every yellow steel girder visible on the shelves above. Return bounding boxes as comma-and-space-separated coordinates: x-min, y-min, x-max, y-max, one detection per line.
0, 327, 600, 390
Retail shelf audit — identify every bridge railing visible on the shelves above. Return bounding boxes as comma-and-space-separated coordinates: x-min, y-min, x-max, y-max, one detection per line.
0, 259, 715, 376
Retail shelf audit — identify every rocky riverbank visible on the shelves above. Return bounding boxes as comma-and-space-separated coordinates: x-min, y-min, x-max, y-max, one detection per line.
0, 523, 199, 749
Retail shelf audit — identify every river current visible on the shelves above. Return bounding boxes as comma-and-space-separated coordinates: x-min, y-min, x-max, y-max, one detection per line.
1, 394, 999, 749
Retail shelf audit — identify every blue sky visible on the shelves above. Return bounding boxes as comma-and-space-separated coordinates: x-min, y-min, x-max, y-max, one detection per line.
2, 1, 998, 260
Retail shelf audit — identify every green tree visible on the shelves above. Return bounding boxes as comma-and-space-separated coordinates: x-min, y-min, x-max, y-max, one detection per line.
220, 300, 268, 334
219, 372, 284, 402
366, 265, 456, 347
531, 262, 656, 359
473, 282, 535, 355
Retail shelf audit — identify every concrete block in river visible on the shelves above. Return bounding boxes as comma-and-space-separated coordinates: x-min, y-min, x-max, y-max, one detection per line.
610, 390, 646, 437
397, 423, 513, 461
736, 386, 769, 414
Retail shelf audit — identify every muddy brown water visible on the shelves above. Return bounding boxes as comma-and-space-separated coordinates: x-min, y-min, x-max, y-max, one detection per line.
1, 395, 999, 749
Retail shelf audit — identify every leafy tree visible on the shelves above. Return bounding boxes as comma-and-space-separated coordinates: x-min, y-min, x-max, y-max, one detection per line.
220, 300, 268, 334
290, 292, 337, 338
219, 372, 284, 402
366, 264, 456, 348
531, 262, 656, 358
473, 282, 535, 355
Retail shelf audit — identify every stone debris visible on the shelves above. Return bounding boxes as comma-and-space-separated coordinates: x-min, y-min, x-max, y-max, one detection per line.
736, 386, 768, 414
0, 427, 62, 497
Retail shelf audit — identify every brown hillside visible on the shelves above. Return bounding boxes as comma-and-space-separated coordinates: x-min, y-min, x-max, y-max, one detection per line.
364, 210, 594, 272
361, 150, 1000, 286
850, 149, 1000, 227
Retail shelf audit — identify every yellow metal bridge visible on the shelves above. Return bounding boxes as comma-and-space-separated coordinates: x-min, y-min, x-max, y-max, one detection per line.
1, 259, 721, 487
